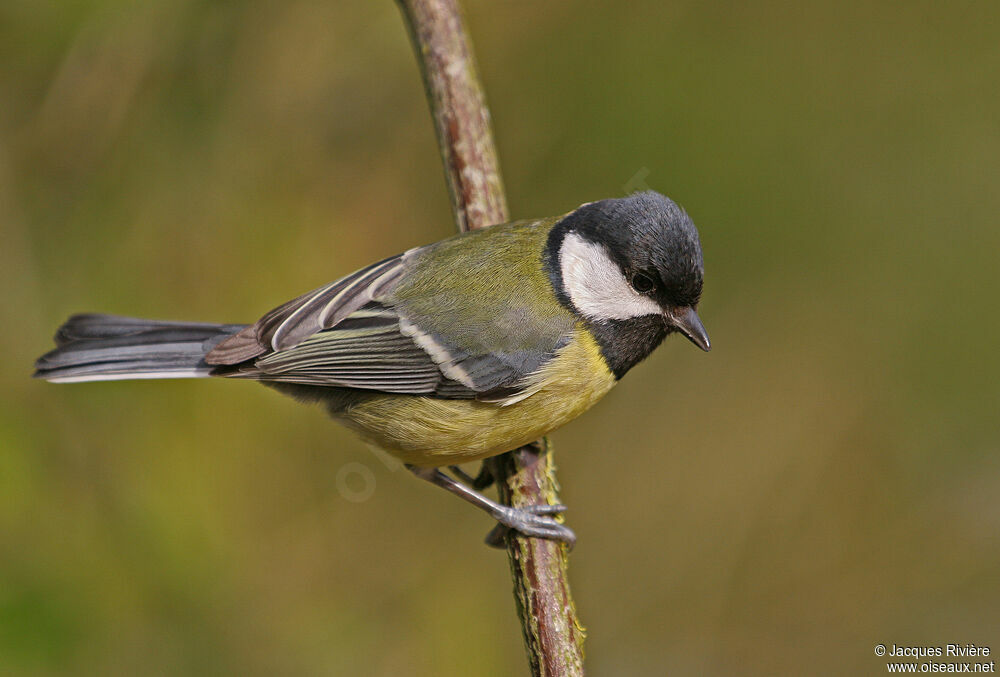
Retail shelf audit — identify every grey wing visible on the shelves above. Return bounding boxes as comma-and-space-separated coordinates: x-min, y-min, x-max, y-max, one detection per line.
244, 302, 561, 401
207, 249, 563, 400
205, 254, 408, 365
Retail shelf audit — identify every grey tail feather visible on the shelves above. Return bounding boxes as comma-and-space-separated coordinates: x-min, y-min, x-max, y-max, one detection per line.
34, 314, 249, 383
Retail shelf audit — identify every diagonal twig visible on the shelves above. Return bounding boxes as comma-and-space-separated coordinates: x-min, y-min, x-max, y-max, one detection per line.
395, 1, 585, 674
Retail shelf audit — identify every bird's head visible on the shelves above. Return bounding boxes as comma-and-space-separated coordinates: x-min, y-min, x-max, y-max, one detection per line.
546, 191, 709, 377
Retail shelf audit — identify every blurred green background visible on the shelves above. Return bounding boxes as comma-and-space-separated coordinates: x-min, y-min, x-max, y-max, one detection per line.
2, 1, 998, 675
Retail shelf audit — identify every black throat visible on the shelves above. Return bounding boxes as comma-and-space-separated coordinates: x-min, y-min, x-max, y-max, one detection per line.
585, 316, 669, 379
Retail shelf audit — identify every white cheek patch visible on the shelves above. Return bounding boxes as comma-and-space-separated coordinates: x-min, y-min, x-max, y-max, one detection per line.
559, 231, 662, 321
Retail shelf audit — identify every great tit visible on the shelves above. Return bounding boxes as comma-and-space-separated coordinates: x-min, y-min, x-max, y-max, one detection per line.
35, 190, 709, 544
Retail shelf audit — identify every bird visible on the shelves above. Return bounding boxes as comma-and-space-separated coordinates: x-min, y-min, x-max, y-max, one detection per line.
34, 190, 709, 546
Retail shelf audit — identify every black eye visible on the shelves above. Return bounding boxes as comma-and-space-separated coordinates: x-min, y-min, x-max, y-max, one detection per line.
630, 273, 655, 294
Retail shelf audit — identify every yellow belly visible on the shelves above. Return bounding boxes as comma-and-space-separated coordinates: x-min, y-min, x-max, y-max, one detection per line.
336, 326, 616, 466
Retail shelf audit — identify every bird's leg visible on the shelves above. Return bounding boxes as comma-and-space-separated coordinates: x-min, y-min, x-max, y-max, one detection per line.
447, 463, 495, 490
471, 462, 495, 490
407, 465, 575, 548
447, 465, 476, 485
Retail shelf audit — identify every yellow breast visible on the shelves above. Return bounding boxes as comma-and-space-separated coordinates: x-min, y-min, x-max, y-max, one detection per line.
336, 325, 616, 466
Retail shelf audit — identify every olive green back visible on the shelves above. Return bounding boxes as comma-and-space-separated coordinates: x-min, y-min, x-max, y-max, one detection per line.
386, 217, 575, 356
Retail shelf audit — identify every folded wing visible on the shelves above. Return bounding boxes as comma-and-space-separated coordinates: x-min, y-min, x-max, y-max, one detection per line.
207, 240, 573, 402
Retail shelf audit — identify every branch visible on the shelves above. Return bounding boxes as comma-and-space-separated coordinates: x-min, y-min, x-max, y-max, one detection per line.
395, 1, 585, 674
396, 0, 507, 233
487, 440, 587, 676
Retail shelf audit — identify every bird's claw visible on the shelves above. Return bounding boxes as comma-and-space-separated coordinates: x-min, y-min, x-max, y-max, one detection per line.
484, 503, 576, 549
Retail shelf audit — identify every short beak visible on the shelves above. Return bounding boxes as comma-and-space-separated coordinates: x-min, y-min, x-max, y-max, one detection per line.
669, 307, 711, 352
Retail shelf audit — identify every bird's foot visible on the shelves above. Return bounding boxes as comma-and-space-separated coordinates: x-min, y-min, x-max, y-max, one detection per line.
484, 503, 576, 549
407, 465, 574, 549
